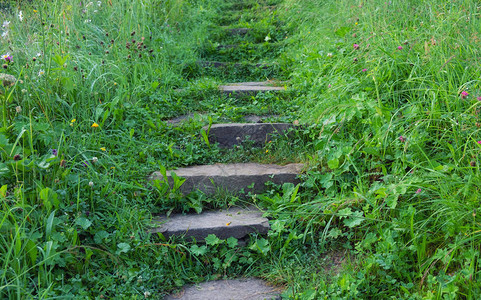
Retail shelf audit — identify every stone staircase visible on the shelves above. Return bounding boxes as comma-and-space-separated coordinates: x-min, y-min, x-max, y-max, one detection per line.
154, 1, 295, 298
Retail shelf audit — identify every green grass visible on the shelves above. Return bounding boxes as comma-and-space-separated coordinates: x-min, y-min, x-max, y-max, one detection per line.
2, 0, 481, 298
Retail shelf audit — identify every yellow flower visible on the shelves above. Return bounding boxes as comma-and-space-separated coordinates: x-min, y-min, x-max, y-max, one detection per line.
226, 222, 231, 226
91, 122, 99, 128
265, 149, 269, 153
71, 118, 76, 123
33, 10, 38, 13
100, 147, 106, 151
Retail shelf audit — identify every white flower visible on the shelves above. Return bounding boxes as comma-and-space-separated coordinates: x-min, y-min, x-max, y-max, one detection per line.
2, 21, 10, 28
144, 291, 151, 298
1, 30, 8, 38
1, 52, 10, 60
88, 181, 94, 187
97, 1, 102, 6
38, 69, 45, 76
18, 11, 23, 22
264, 35, 271, 42
37, 52, 41, 57
92, 157, 98, 163
15, 106, 22, 113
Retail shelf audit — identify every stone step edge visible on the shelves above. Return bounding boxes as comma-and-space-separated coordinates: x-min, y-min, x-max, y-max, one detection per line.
149, 206, 269, 241
148, 162, 304, 195
164, 278, 283, 300
204, 122, 297, 147
197, 60, 277, 69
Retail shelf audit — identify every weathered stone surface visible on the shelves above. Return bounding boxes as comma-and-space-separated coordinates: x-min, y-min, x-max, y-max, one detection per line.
166, 113, 196, 125
198, 61, 273, 69
219, 82, 285, 96
149, 163, 303, 195
205, 123, 294, 147
164, 278, 282, 300
150, 206, 269, 240
227, 27, 251, 36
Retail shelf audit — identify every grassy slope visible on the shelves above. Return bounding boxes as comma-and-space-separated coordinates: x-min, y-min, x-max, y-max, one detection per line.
0, 0, 481, 299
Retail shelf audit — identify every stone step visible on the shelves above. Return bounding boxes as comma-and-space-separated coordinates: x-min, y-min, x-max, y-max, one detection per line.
150, 206, 269, 240
205, 123, 295, 147
198, 60, 274, 69
219, 81, 285, 97
227, 27, 252, 36
149, 162, 303, 195
165, 114, 281, 126
164, 278, 282, 300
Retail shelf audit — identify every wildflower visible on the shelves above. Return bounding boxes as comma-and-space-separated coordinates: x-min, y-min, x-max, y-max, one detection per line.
33, 10, 38, 13
91, 122, 99, 128
264, 35, 271, 42
399, 136, 406, 142
89, 181, 94, 187
38, 69, 45, 76
397, 46, 403, 50
37, 52, 41, 57
328, 84, 331, 88
327, 53, 333, 57
2, 21, 10, 28
1, 53, 12, 62
1, 31, 8, 38
13, 154, 22, 161
18, 11, 23, 22
92, 157, 98, 163
51, 149, 58, 156
477, 141, 481, 145
416, 188, 422, 194
362, 68, 367, 72
461, 91, 469, 99
83, 161, 89, 167
144, 291, 151, 298
477, 96, 481, 101
353, 43, 360, 50
265, 149, 269, 153
15, 106, 21, 113
100, 147, 106, 151
226, 222, 231, 226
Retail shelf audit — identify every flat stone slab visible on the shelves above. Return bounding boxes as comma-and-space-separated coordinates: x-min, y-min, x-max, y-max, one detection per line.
198, 61, 274, 69
164, 278, 282, 300
149, 163, 303, 195
206, 123, 294, 147
227, 27, 251, 36
219, 82, 285, 96
151, 206, 269, 240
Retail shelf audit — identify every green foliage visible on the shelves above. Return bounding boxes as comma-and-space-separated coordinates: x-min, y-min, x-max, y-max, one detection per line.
2, 0, 481, 298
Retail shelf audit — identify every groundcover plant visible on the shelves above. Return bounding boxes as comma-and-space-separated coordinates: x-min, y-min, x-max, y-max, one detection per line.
1, 0, 481, 298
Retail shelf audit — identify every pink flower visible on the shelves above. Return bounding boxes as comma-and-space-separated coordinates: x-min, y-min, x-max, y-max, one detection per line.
399, 136, 406, 142
353, 44, 360, 50
477, 141, 481, 145
477, 96, 481, 101
328, 84, 331, 88
362, 68, 367, 72
397, 46, 403, 50
416, 188, 422, 194
461, 91, 469, 99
